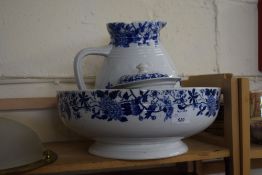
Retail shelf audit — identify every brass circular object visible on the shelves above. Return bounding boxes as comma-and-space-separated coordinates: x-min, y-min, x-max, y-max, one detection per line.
0, 150, 57, 174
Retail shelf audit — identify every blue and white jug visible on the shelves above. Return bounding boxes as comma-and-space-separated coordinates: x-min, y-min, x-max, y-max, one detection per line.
74, 21, 178, 90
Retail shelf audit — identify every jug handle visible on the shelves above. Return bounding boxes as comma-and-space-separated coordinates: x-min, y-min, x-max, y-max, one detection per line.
74, 45, 112, 90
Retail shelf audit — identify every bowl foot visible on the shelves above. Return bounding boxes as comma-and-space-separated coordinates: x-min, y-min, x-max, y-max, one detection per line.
89, 137, 188, 160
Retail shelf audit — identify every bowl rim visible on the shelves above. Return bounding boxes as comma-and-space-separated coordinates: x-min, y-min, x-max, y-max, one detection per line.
57, 87, 221, 93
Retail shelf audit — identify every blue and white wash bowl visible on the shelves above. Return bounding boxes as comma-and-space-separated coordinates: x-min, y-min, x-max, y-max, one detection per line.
57, 87, 221, 160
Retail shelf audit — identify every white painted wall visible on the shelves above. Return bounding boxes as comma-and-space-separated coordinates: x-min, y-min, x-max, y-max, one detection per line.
0, 0, 259, 173
0, 0, 259, 96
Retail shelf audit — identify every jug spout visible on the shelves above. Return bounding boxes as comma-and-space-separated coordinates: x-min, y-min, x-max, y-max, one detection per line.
107, 21, 166, 47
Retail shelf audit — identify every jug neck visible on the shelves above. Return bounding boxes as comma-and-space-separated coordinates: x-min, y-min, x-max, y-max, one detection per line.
107, 21, 166, 48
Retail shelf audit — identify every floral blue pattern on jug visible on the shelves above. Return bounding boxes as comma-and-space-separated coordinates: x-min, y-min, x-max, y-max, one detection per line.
58, 88, 220, 122
107, 21, 166, 47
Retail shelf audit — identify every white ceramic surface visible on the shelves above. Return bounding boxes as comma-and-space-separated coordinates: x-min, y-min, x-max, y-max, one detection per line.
57, 87, 221, 159
89, 138, 188, 160
74, 21, 178, 90
0, 118, 44, 170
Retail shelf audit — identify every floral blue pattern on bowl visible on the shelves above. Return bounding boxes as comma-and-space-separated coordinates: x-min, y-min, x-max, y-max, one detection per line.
58, 88, 220, 122
117, 73, 169, 85
107, 21, 166, 47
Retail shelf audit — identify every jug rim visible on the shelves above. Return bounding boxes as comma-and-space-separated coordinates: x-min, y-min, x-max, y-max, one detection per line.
106, 20, 167, 26
106, 20, 167, 47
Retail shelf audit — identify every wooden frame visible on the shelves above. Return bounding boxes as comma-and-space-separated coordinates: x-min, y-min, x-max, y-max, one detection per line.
0, 74, 241, 175
259, 0, 262, 71
185, 77, 253, 175
0, 97, 57, 110
238, 78, 262, 175
182, 74, 240, 175
238, 78, 250, 175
